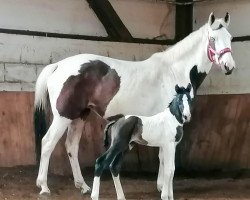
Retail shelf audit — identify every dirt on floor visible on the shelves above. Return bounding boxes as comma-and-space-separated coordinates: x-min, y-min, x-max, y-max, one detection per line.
0, 166, 250, 200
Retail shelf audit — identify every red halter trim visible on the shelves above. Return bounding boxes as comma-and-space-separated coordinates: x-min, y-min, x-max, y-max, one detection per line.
207, 36, 232, 67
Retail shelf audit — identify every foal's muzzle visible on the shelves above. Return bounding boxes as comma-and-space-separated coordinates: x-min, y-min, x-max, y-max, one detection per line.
184, 115, 191, 123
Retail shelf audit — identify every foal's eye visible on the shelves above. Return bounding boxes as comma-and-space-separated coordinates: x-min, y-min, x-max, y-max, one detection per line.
179, 104, 184, 111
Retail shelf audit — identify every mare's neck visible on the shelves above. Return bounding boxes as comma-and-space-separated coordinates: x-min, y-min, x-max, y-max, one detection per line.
190, 65, 207, 95
159, 24, 212, 91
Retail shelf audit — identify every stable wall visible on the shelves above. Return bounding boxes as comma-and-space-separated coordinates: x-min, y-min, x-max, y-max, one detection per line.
0, 0, 250, 173
0, 0, 171, 169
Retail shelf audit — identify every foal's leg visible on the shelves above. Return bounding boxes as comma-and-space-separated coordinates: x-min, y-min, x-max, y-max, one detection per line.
168, 147, 176, 200
91, 149, 118, 200
36, 116, 71, 195
110, 152, 126, 200
157, 147, 164, 192
161, 144, 175, 200
65, 119, 90, 194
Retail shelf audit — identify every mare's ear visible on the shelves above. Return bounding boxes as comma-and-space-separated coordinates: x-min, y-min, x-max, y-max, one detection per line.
208, 12, 215, 27
224, 12, 230, 28
186, 83, 192, 92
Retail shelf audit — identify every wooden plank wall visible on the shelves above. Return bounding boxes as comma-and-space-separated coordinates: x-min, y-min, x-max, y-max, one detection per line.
0, 92, 35, 167
178, 94, 250, 171
0, 92, 250, 175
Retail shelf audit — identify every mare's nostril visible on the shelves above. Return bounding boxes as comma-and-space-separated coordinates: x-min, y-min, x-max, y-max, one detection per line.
184, 116, 187, 120
224, 64, 229, 71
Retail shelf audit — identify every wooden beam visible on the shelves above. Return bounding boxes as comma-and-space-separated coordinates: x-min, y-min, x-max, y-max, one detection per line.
0, 27, 175, 45
175, 0, 193, 41
86, 0, 133, 42
175, 0, 193, 171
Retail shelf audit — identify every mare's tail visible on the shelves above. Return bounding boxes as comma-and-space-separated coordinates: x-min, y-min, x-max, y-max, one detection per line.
34, 63, 58, 162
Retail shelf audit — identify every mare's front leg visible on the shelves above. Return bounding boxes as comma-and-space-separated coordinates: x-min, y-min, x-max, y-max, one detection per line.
65, 119, 90, 194
110, 152, 126, 200
161, 144, 175, 200
157, 147, 164, 192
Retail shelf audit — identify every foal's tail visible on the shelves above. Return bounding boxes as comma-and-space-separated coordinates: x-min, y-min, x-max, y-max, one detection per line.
104, 114, 125, 148
34, 63, 58, 163
103, 121, 116, 148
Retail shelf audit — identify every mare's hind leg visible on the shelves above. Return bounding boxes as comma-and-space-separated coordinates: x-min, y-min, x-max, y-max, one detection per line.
110, 152, 126, 200
65, 119, 90, 194
36, 116, 71, 195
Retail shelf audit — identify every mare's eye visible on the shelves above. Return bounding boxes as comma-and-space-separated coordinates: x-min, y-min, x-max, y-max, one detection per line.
210, 37, 215, 42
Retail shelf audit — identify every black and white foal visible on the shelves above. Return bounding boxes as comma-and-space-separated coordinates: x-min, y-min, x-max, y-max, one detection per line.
91, 84, 192, 200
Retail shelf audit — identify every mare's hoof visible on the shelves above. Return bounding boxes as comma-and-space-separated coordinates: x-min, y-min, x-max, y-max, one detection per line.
81, 187, 91, 195
157, 184, 163, 192
39, 188, 51, 196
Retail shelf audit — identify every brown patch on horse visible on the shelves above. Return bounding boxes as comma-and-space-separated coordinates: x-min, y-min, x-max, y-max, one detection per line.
56, 60, 120, 120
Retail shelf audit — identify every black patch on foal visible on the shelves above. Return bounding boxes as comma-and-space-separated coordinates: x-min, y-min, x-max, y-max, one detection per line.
106, 114, 125, 122
94, 116, 142, 177
104, 114, 125, 148
111, 116, 144, 148
190, 65, 207, 95
103, 120, 117, 148
56, 60, 121, 119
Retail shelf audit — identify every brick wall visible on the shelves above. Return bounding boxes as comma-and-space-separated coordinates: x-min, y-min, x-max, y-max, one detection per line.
0, 63, 43, 91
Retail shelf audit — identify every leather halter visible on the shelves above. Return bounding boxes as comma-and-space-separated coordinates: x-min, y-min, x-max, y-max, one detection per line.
207, 36, 232, 67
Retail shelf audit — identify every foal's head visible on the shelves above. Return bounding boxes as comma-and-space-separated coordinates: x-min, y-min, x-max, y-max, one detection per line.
169, 83, 192, 124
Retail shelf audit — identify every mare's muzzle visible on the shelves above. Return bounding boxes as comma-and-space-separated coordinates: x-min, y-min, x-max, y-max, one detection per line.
224, 64, 234, 75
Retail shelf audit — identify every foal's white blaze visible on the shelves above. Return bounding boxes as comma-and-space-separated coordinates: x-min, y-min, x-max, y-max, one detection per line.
182, 95, 191, 123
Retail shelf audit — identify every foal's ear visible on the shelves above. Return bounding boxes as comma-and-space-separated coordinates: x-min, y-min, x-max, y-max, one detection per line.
186, 83, 192, 92
175, 84, 181, 93
208, 12, 215, 27
224, 12, 230, 28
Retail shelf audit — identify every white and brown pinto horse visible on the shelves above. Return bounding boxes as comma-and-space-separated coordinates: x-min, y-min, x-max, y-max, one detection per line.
34, 13, 235, 195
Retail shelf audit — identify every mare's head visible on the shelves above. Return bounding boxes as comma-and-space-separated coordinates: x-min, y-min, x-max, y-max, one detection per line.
169, 83, 192, 124
207, 12, 235, 75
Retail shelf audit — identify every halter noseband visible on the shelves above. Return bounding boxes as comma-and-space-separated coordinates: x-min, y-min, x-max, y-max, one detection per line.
207, 35, 232, 67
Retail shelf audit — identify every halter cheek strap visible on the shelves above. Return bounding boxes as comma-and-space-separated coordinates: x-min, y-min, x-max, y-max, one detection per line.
207, 36, 232, 67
